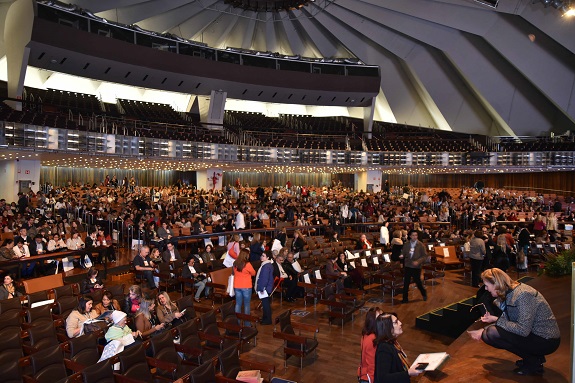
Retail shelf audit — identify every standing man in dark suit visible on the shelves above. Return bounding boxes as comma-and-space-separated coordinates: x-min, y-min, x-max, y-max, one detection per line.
401, 230, 428, 303
283, 252, 303, 300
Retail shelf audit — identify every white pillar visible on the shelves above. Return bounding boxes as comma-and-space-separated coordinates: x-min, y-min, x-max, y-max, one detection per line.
4, 0, 35, 110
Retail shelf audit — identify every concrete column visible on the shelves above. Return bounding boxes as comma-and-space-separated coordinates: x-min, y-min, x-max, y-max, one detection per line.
4, 0, 35, 110
355, 171, 367, 193
206, 90, 227, 130
363, 100, 375, 140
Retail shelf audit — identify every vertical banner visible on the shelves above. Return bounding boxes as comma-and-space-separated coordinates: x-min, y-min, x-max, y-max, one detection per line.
367, 170, 382, 193
207, 169, 223, 191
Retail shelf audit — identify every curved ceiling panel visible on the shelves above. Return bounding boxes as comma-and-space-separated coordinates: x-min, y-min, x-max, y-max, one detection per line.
61, 0, 575, 136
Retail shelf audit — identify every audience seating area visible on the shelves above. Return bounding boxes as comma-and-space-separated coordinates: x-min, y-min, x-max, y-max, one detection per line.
1, 81, 573, 152
118, 99, 188, 125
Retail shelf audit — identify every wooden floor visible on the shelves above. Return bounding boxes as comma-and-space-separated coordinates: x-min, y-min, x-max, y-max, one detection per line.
67, 248, 571, 383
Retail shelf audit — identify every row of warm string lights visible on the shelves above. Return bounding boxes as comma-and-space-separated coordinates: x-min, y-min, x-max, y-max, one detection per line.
0, 149, 570, 175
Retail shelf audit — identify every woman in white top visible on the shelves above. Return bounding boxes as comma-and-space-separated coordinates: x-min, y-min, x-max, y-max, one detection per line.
66, 231, 85, 250
14, 237, 35, 278
47, 233, 68, 252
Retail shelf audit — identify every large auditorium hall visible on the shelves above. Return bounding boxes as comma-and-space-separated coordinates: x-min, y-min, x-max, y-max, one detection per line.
0, 0, 573, 382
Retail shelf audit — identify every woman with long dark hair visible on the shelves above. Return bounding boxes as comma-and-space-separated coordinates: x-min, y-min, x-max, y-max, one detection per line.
358, 307, 382, 383
373, 312, 423, 382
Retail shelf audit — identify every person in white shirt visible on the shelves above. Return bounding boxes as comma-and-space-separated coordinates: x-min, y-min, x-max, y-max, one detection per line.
14, 238, 34, 278
380, 221, 390, 247
235, 208, 245, 230
48, 234, 68, 252
181, 256, 209, 302
66, 232, 85, 250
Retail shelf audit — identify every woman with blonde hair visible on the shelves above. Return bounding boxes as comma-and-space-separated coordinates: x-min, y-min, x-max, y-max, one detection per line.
156, 291, 184, 326
134, 298, 165, 338
468, 268, 560, 375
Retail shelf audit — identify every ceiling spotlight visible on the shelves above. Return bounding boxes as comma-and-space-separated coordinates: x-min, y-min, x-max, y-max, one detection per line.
539, 0, 553, 7
551, 0, 564, 8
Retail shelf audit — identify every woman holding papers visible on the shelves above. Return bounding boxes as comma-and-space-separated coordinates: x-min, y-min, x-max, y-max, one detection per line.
374, 312, 423, 382
468, 268, 560, 375
66, 295, 99, 338
254, 252, 274, 325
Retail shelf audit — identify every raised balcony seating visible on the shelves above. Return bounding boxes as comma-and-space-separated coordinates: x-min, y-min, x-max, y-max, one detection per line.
118, 99, 188, 125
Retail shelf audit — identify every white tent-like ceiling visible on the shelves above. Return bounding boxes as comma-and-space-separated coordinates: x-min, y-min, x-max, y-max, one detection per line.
13, 0, 575, 136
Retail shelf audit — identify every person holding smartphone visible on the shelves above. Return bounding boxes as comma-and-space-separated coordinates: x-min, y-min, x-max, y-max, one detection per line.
373, 312, 423, 382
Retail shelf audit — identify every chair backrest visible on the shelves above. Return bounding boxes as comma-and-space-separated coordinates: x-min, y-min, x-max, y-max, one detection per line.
218, 344, 241, 379
175, 295, 197, 321
26, 291, 50, 307
219, 300, 236, 322
3, 360, 22, 383
69, 333, 100, 367
26, 304, 53, 325
90, 286, 104, 302
22, 273, 64, 294
0, 327, 23, 365
118, 344, 154, 381
81, 359, 115, 383
105, 284, 125, 303
208, 267, 232, 296
55, 295, 79, 319
28, 324, 59, 350
199, 309, 218, 334
53, 284, 76, 300
276, 310, 294, 335
149, 328, 180, 362
178, 318, 202, 349
0, 310, 22, 331
323, 283, 336, 301
30, 344, 68, 383
190, 360, 217, 383
0, 297, 23, 315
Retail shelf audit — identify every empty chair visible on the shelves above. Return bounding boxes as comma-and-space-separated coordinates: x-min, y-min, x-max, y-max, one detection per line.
26, 324, 60, 352
117, 343, 173, 383
24, 304, 55, 329
80, 359, 115, 383
149, 328, 196, 379
199, 309, 236, 351
219, 300, 258, 352
0, 309, 23, 331
176, 318, 204, 365
175, 295, 197, 322
67, 333, 100, 367
273, 309, 319, 369
218, 344, 275, 382
53, 284, 77, 300
3, 360, 23, 383
0, 296, 23, 315
25, 290, 50, 308
22, 344, 68, 383
0, 327, 24, 366
54, 295, 79, 319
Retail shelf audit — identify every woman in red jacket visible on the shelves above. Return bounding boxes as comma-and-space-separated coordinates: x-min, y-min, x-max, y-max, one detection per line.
359, 307, 382, 383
